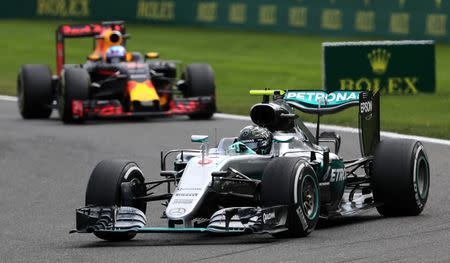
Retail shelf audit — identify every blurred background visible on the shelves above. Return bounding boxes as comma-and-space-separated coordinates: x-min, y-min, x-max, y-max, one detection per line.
0, 0, 449, 138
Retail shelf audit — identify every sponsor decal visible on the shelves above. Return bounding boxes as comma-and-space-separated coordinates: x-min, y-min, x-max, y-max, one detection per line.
136, 0, 176, 21
285, 91, 359, 106
413, 147, 426, 209
360, 100, 373, 114
37, 0, 90, 18
170, 100, 200, 114
92, 103, 123, 116
241, 129, 251, 137
129, 80, 160, 102
413, 180, 422, 209
360, 97, 373, 120
177, 187, 202, 191
262, 211, 276, 223
330, 168, 346, 182
296, 206, 309, 230
72, 100, 84, 118
338, 77, 419, 94
172, 199, 193, 204
125, 62, 146, 69
368, 48, 391, 75
168, 207, 186, 216
175, 193, 198, 197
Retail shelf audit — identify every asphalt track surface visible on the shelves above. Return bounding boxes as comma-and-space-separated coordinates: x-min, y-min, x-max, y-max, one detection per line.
1, 100, 449, 263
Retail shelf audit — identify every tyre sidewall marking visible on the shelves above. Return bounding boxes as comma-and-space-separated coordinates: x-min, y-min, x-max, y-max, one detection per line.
293, 163, 308, 230
123, 165, 143, 180
293, 163, 305, 204
293, 163, 318, 232
412, 144, 429, 209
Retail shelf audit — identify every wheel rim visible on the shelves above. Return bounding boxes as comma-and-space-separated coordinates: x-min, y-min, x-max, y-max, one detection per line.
416, 155, 429, 200
121, 166, 147, 212
300, 174, 319, 220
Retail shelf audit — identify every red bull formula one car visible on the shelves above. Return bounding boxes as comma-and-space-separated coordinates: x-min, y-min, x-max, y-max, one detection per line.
17, 21, 215, 123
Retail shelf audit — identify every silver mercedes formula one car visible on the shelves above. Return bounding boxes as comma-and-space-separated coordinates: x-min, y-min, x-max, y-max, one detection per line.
71, 90, 430, 241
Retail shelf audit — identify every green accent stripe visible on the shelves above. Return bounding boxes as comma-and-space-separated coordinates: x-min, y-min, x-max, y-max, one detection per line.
98, 227, 246, 234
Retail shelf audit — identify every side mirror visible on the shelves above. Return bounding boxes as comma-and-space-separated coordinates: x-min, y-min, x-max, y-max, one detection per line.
126, 52, 133, 61
145, 52, 160, 59
191, 135, 208, 143
87, 54, 101, 61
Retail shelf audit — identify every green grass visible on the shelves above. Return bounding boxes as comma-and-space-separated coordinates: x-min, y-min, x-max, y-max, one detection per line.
1, 19, 449, 139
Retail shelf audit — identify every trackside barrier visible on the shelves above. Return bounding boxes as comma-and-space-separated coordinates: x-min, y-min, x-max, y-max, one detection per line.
0, 0, 449, 42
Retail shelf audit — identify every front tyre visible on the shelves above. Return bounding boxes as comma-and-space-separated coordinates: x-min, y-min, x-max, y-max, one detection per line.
85, 160, 147, 241
58, 68, 90, 123
261, 158, 320, 238
17, 64, 53, 119
181, 63, 216, 120
372, 140, 430, 216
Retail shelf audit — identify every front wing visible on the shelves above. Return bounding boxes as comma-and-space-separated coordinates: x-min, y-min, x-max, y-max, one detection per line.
71, 205, 289, 235
70, 96, 214, 119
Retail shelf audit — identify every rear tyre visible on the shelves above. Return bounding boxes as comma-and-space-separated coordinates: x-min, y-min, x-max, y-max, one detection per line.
181, 63, 216, 119
372, 140, 430, 216
261, 157, 320, 238
85, 160, 147, 241
58, 68, 90, 123
17, 64, 53, 119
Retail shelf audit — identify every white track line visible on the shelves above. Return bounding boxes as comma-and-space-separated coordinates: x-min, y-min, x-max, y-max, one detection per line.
0, 95, 18, 102
214, 113, 450, 146
1, 96, 448, 146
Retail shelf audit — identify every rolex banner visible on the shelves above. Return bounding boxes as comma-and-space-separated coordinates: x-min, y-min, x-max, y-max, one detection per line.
323, 41, 436, 94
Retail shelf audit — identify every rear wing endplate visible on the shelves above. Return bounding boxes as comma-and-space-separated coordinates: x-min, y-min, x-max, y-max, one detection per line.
358, 91, 380, 157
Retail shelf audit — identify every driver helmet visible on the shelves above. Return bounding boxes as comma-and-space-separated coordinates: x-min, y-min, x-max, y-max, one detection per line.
237, 125, 273, 154
105, 45, 126, 63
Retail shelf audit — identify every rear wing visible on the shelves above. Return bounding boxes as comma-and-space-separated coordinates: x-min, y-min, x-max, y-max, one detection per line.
249, 90, 380, 157
55, 21, 126, 75
283, 90, 359, 114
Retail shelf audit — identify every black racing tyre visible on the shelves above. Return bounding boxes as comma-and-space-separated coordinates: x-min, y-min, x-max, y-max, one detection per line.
17, 64, 53, 119
58, 68, 90, 123
181, 63, 216, 119
372, 140, 430, 216
261, 157, 320, 238
85, 160, 147, 241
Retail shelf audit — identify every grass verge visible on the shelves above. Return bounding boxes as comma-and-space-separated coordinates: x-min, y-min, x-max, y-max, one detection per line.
0, 19, 449, 138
